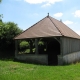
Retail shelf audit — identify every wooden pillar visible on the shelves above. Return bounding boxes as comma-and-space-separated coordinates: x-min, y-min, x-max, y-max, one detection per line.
15, 40, 18, 57
60, 37, 63, 55
29, 40, 33, 54
35, 39, 38, 55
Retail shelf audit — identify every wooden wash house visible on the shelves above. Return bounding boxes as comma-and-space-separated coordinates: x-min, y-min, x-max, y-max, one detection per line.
14, 14, 80, 65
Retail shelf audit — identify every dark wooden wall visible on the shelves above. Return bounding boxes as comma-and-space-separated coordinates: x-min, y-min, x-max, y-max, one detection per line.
61, 37, 80, 55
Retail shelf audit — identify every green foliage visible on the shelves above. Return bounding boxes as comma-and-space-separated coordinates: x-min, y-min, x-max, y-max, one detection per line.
38, 41, 44, 46
32, 48, 35, 53
19, 41, 29, 49
0, 21, 22, 56
0, 22, 22, 40
19, 41, 30, 54
0, 0, 2, 3
25, 49, 30, 53
38, 40, 45, 53
0, 0, 2, 21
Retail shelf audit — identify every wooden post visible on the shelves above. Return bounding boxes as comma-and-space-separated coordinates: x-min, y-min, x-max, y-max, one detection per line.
29, 40, 33, 54
35, 39, 38, 55
15, 40, 18, 57
60, 37, 63, 55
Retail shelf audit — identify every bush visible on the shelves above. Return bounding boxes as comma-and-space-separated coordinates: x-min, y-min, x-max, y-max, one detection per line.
19, 41, 29, 53
0, 21, 22, 57
20, 41, 29, 48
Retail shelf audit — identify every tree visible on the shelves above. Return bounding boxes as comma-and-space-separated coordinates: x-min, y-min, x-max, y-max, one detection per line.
0, 0, 2, 3
0, 21, 22, 56
0, 0, 3, 22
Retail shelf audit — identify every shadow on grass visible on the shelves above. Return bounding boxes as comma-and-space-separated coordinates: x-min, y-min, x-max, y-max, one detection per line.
0, 56, 72, 66
0, 56, 45, 66
0, 56, 14, 61
13, 58, 48, 66
0, 57, 42, 66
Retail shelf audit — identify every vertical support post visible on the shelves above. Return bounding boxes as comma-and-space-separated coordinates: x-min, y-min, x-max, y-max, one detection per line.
35, 38, 38, 55
15, 40, 18, 58
58, 37, 63, 65
29, 40, 33, 54
60, 37, 63, 55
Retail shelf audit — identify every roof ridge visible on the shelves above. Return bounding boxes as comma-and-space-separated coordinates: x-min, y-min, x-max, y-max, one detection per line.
49, 16, 63, 36
14, 16, 47, 39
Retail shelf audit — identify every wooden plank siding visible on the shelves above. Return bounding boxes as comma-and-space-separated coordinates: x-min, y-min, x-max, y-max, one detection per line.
61, 37, 80, 55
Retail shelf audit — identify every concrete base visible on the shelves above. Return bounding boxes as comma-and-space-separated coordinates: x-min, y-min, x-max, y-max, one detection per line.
58, 51, 80, 65
58, 55, 63, 65
15, 51, 80, 65
63, 51, 80, 64
15, 54, 48, 65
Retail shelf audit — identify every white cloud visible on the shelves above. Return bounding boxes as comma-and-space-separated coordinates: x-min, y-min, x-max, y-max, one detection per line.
41, 3, 51, 7
24, 0, 45, 4
63, 20, 73, 25
73, 10, 80, 18
10, 0, 22, 1
24, 0, 63, 4
53, 12, 63, 17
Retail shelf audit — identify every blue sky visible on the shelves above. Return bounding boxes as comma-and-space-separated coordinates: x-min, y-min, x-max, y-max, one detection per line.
1, 0, 80, 35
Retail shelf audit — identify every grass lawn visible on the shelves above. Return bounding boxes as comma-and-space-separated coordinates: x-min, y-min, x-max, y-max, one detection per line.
0, 60, 80, 80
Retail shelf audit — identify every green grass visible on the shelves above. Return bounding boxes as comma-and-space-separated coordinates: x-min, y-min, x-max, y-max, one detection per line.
0, 60, 80, 80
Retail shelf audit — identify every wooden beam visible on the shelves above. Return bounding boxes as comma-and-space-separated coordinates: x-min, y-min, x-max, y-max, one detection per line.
60, 37, 63, 55
15, 40, 18, 57
29, 40, 33, 54
35, 39, 38, 55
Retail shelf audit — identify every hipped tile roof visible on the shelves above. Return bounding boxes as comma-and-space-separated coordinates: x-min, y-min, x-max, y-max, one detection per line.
14, 15, 80, 39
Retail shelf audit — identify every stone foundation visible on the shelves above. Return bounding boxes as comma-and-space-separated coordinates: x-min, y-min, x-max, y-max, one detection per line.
15, 54, 48, 65
63, 51, 80, 64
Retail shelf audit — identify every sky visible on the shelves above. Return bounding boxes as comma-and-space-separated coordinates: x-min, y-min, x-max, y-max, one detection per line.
0, 0, 80, 35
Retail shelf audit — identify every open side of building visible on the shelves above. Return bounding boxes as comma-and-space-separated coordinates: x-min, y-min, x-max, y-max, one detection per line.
14, 15, 80, 65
